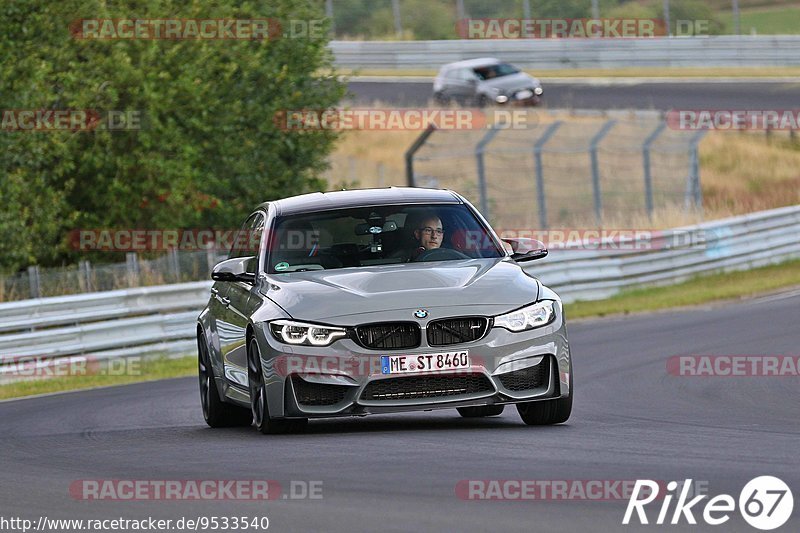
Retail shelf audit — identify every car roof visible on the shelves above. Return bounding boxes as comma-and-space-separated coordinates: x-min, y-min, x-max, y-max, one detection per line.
260, 187, 463, 216
440, 57, 501, 71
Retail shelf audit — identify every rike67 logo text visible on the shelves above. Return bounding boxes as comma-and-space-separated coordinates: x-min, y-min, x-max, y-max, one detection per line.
624, 477, 793, 530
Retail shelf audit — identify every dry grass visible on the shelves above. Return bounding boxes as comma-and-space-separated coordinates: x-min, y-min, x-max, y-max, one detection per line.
700, 132, 800, 215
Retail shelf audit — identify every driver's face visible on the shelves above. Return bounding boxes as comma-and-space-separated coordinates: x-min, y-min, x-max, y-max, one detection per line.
415, 217, 443, 250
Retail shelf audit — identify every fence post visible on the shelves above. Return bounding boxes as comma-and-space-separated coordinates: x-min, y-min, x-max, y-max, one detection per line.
475, 126, 502, 219
589, 119, 617, 226
28, 266, 41, 299
405, 124, 437, 187
642, 122, 667, 220
125, 252, 140, 287
533, 121, 563, 230
348, 157, 357, 184
687, 129, 708, 211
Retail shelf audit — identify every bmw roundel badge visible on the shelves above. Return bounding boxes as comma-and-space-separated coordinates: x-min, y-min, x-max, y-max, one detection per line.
414, 309, 428, 319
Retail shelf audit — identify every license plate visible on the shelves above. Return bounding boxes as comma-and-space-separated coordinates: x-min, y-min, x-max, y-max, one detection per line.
516, 89, 533, 100
381, 351, 470, 375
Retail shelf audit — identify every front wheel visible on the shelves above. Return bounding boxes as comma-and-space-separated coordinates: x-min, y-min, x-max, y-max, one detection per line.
247, 338, 308, 435
516, 395, 572, 425
198, 333, 252, 428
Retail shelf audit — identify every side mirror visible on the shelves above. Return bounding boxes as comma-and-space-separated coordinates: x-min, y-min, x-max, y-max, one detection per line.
503, 238, 548, 262
212, 256, 256, 283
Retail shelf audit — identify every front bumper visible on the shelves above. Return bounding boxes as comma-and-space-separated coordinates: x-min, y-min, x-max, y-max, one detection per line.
252, 307, 571, 419
495, 88, 543, 106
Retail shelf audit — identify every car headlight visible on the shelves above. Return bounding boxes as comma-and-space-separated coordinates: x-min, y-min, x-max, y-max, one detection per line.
534, 86, 543, 95
270, 319, 347, 346
493, 301, 555, 332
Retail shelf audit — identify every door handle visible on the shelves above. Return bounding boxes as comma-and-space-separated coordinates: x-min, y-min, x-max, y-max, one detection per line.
220, 297, 230, 306
210, 287, 219, 295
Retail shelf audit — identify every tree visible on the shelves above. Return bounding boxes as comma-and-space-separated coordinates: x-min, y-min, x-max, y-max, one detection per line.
0, 0, 345, 270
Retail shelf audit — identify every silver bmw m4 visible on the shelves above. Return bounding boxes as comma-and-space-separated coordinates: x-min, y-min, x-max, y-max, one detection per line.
197, 187, 572, 434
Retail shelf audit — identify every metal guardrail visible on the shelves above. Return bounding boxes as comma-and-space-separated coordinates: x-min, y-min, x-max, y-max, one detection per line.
331, 36, 800, 70
532, 204, 800, 302
0, 205, 798, 377
0, 282, 211, 378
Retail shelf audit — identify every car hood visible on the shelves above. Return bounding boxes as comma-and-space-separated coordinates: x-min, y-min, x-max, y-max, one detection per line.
263, 258, 540, 324
481, 72, 540, 92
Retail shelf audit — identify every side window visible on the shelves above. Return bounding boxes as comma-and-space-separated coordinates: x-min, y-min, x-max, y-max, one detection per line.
228, 212, 264, 269
248, 215, 265, 273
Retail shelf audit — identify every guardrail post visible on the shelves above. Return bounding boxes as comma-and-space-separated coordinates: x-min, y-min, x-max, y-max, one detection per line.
125, 252, 140, 287
589, 119, 617, 226
79, 260, 93, 293
642, 122, 667, 220
475, 125, 503, 219
169, 249, 181, 283
206, 244, 218, 277
687, 129, 708, 211
533, 121, 563, 229
405, 124, 436, 187
27, 266, 40, 299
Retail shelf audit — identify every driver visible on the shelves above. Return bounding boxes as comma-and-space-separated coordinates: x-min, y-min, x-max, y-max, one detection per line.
414, 215, 443, 252
405, 212, 445, 261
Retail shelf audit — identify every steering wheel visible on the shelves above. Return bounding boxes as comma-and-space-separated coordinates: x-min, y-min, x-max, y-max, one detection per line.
414, 247, 470, 262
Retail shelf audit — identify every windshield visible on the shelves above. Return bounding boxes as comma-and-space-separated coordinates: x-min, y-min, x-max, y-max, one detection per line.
266, 203, 504, 274
473, 63, 519, 80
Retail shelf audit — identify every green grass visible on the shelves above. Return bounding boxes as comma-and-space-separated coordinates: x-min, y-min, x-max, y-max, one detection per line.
720, 5, 800, 34
0, 355, 196, 401
566, 259, 800, 319
2, 258, 800, 401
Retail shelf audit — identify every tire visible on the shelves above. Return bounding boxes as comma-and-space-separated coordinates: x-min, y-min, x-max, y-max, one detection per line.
457, 405, 505, 418
516, 395, 572, 425
516, 358, 573, 425
247, 338, 308, 435
433, 92, 450, 105
476, 94, 490, 108
198, 333, 252, 428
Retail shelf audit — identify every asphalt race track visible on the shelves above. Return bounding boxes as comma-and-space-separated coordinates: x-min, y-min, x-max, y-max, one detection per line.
347, 80, 800, 110
2, 290, 798, 532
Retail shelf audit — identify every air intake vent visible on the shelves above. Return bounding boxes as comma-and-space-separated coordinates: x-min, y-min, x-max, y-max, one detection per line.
361, 374, 493, 401
427, 317, 489, 346
356, 322, 420, 350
